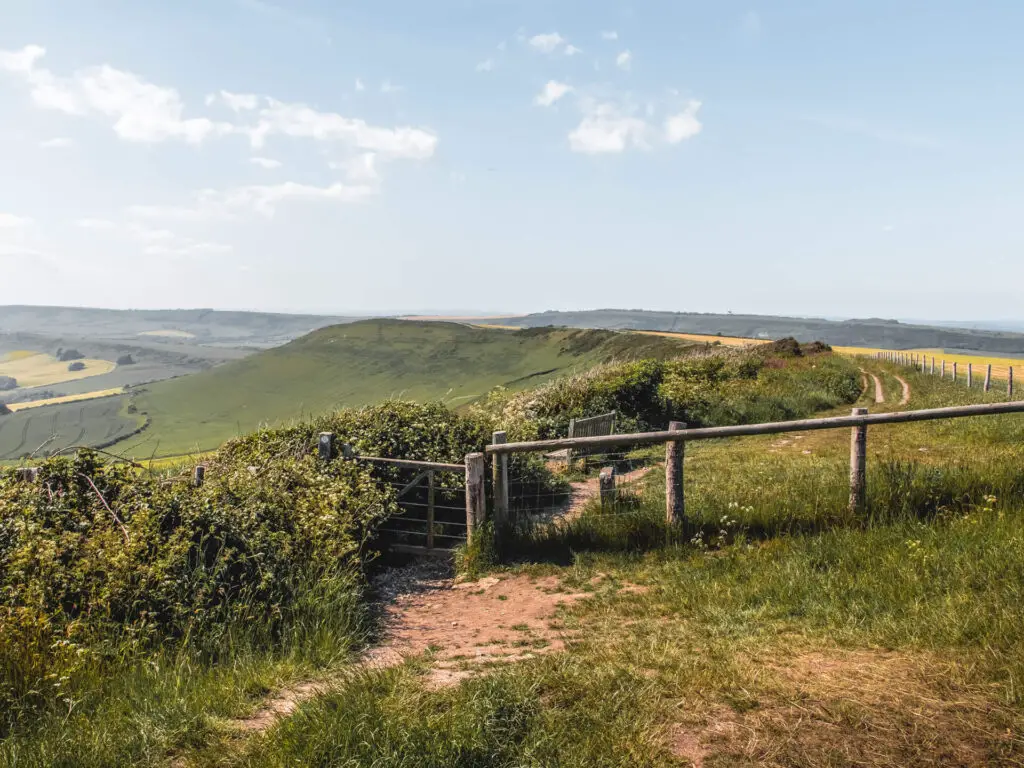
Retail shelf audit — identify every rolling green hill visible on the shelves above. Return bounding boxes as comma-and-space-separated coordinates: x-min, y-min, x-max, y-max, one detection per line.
119, 320, 693, 457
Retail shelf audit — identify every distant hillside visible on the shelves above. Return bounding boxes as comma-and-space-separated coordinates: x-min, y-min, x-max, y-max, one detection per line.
501, 310, 1024, 354
0, 305, 352, 345
118, 320, 694, 457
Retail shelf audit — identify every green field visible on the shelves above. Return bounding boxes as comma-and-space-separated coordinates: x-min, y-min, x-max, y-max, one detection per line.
0, 395, 144, 460
120, 320, 692, 458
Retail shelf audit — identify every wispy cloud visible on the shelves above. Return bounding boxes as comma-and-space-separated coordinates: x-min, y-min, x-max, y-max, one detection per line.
534, 80, 573, 107
564, 45, 583, 56
249, 156, 282, 169
740, 10, 761, 38
476, 58, 495, 73
616, 50, 632, 71
528, 32, 568, 54
0, 213, 33, 228
568, 96, 703, 154
601, 31, 619, 41
39, 136, 73, 148
380, 79, 401, 94
801, 114, 944, 149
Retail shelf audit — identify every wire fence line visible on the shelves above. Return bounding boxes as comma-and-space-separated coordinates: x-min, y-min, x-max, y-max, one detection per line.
876, 350, 1015, 396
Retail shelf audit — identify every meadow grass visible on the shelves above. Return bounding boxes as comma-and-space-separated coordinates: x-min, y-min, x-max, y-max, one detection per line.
0, 353, 116, 388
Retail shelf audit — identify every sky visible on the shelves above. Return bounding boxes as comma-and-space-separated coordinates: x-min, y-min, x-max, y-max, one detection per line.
1, 0, 1022, 320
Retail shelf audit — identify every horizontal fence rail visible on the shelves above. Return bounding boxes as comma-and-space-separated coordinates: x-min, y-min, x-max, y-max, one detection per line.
487, 401, 1024, 455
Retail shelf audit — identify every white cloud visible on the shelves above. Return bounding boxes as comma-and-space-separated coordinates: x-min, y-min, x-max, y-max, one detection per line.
497, 41, 507, 52
476, 58, 495, 72
242, 98, 437, 160
534, 80, 573, 107
39, 136, 74, 148
380, 80, 401, 94
616, 50, 632, 71
209, 181, 375, 216
331, 152, 378, 183
528, 32, 567, 53
249, 156, 283, 169
75, 217, 117, 230
355, 78, 365, 92
740, 10, 761, 37
206, 90, 260, 112
129, 180, 376, 221
569, 101, 651, 154
0, 45, 234, 143
664, 100, 703, 143
601, 31, 619, 41
0, 213, 32, 228
564, 45, 583, 56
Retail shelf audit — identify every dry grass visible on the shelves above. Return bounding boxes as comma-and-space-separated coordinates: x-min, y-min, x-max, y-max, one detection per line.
633, 330, 769, 347
0, 352, 116, 387
6, 387, 124, 412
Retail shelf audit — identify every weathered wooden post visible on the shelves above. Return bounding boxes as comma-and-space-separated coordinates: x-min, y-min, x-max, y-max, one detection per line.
318, 432, 334, 461
968, 363, 973, 388
565, 417, 576, 470
665, 421, 686, 525
849, 408, 868, 516
426, 471, 436, 551
491, 431, 509, 528
15, 467, 39, 483
465, 453, 486, 544
1010, 367, 1015, 400
984, 365, 992, 393
931, 357, 935, 375
941, 360, 946, 378
953, 362, 958, 383
599, 467, 616, 509
192, 465, 206, 488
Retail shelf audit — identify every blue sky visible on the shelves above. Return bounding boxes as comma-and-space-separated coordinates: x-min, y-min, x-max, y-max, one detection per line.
1, 0, 1022, 319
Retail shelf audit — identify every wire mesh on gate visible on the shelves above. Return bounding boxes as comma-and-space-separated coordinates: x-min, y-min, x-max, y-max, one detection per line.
507, 445, 662, 524
366, 464, 467, 552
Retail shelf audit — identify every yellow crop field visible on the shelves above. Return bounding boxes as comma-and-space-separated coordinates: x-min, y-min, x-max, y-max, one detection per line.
0, 353, 116, 387
138, 329, 197, 338
633, 330, 769, 347
836, 346, 1021, 381
1, 350, 38, 362
6, 388, 125, 412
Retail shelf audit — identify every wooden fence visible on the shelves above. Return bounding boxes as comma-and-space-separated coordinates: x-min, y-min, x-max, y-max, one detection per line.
487, 401, 1024, 529
876, 351, 1015, 398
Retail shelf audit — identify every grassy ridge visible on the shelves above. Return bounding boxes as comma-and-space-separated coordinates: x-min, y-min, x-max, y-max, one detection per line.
123, 321, 693, 457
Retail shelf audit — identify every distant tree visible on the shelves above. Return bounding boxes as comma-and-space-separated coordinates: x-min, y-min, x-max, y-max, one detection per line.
57, 349, 85, 362
0, 402, 10, 416
116, 354, 135, 365
67, 361, 86, 372
0, 375, 16, 391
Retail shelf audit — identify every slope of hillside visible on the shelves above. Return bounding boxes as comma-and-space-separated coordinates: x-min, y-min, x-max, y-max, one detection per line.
121, 320, 693, 457
504, 309, 1024, 354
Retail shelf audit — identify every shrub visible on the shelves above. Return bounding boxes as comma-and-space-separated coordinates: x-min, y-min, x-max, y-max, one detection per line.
0, 403, 10, 416
0, 376, 16, 391
56, 348, 84, 362
116, 354, 135, 365
67, 361, 86, 372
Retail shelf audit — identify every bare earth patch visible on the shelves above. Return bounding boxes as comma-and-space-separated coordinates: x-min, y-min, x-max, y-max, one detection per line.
670, 648, 1022, 767
364, 560, 597, 688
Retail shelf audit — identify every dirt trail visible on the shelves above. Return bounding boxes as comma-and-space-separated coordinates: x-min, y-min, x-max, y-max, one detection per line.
894, 373, 911, 405
225, 561, 629, 738
863, 370, 886, 404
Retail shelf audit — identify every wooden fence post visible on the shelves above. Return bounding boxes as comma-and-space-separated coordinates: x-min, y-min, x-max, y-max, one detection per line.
491, 431, 509, 528
1010, 367, 1015, 400
565, 418, 576, 470
941, 360, 946, 378
426, 471, 436, 551
968, 363, 973, 388
849, 408, 868, 516
931, 357, 935, 375
985, 365, 992, 393
665, 421, 686, 525
15, 467, 39, 483
465, 453, 485, 543
318, 432, 333, 461
599, 467, 616, 509
953, 362, 958, 383
192, 465, 206, 488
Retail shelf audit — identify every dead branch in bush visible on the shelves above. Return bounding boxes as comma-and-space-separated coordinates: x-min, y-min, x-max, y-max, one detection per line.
77, 473, 130, 543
